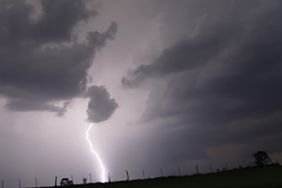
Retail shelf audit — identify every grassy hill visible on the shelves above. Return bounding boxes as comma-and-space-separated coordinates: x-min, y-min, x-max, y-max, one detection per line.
60, 166, 282, 188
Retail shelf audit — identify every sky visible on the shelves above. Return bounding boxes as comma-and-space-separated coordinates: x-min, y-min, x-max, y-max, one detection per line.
1, 0, 282, 187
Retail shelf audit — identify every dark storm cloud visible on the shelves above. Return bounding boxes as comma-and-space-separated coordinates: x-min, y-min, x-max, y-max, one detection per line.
123, 0, 282, 162
0, 0, 117, 114
122, 17, 242, 88
87, 85, 118, 123
6, 100, 71, 116
122, 0, 258, 88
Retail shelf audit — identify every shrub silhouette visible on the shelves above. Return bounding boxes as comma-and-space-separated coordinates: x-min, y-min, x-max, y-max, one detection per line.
60, 178, 73, 186
253, 151, 272, 167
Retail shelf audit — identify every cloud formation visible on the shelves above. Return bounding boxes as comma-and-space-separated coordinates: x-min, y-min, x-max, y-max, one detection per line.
122, 0, 282, 162
0, 0, 117, 114
87, 86, 118, 123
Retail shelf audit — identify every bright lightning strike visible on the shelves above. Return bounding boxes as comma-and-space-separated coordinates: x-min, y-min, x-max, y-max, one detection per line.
86, 123, 107, 183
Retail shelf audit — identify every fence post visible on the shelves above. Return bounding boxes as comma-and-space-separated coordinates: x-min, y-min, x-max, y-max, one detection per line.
160, 168, 164, 177
126, 170, 129, 181
209, 164, 214, 173
54, 176, 57, 187
35, 177, 38, 188
71, 175, 74, 184
196, 164, 199, 175
177, 166, 181, 176
18, 179, 21, 188
88, 173, 92, 183
108, 172, 111, 183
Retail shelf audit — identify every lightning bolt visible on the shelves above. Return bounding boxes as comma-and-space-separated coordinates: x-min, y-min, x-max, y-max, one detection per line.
86, 123, 107, 183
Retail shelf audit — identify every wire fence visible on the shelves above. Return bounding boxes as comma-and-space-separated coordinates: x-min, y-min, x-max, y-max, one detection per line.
2, 160, 274, 188
0, 163, 234, 188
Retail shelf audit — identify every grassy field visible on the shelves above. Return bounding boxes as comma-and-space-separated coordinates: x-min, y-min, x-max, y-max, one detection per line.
64, 166, 282, 188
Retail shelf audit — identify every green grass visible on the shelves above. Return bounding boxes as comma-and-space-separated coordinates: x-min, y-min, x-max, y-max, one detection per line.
60, 166, 282, 188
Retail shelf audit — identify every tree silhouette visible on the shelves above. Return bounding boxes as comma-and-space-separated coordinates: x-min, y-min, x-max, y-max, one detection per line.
253, 151, 272, 167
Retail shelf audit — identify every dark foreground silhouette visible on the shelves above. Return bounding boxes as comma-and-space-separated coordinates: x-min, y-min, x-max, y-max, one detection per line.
47, 165, 282, 188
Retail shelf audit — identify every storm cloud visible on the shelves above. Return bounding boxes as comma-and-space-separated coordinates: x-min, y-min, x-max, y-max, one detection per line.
0, 0, 117, 114
2, 0, 282, 184
87, 85, 118, 123
122, 0, 282, 162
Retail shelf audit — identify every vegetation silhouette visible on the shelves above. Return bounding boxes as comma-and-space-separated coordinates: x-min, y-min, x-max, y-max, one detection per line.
253, 150, 272, 167
60, 178, 73, 186
48, 165, 282, 188
10, 151, 282, 188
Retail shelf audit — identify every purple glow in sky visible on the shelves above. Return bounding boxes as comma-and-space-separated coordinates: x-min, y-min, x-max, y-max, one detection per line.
86, 124, 107, 183
1, 0, 282, 187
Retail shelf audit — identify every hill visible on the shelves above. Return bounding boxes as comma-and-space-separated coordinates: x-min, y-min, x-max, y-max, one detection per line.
61, 165, 282, 188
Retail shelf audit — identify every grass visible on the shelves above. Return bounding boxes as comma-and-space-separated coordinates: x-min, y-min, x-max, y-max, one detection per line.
54, 165, 282, 188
